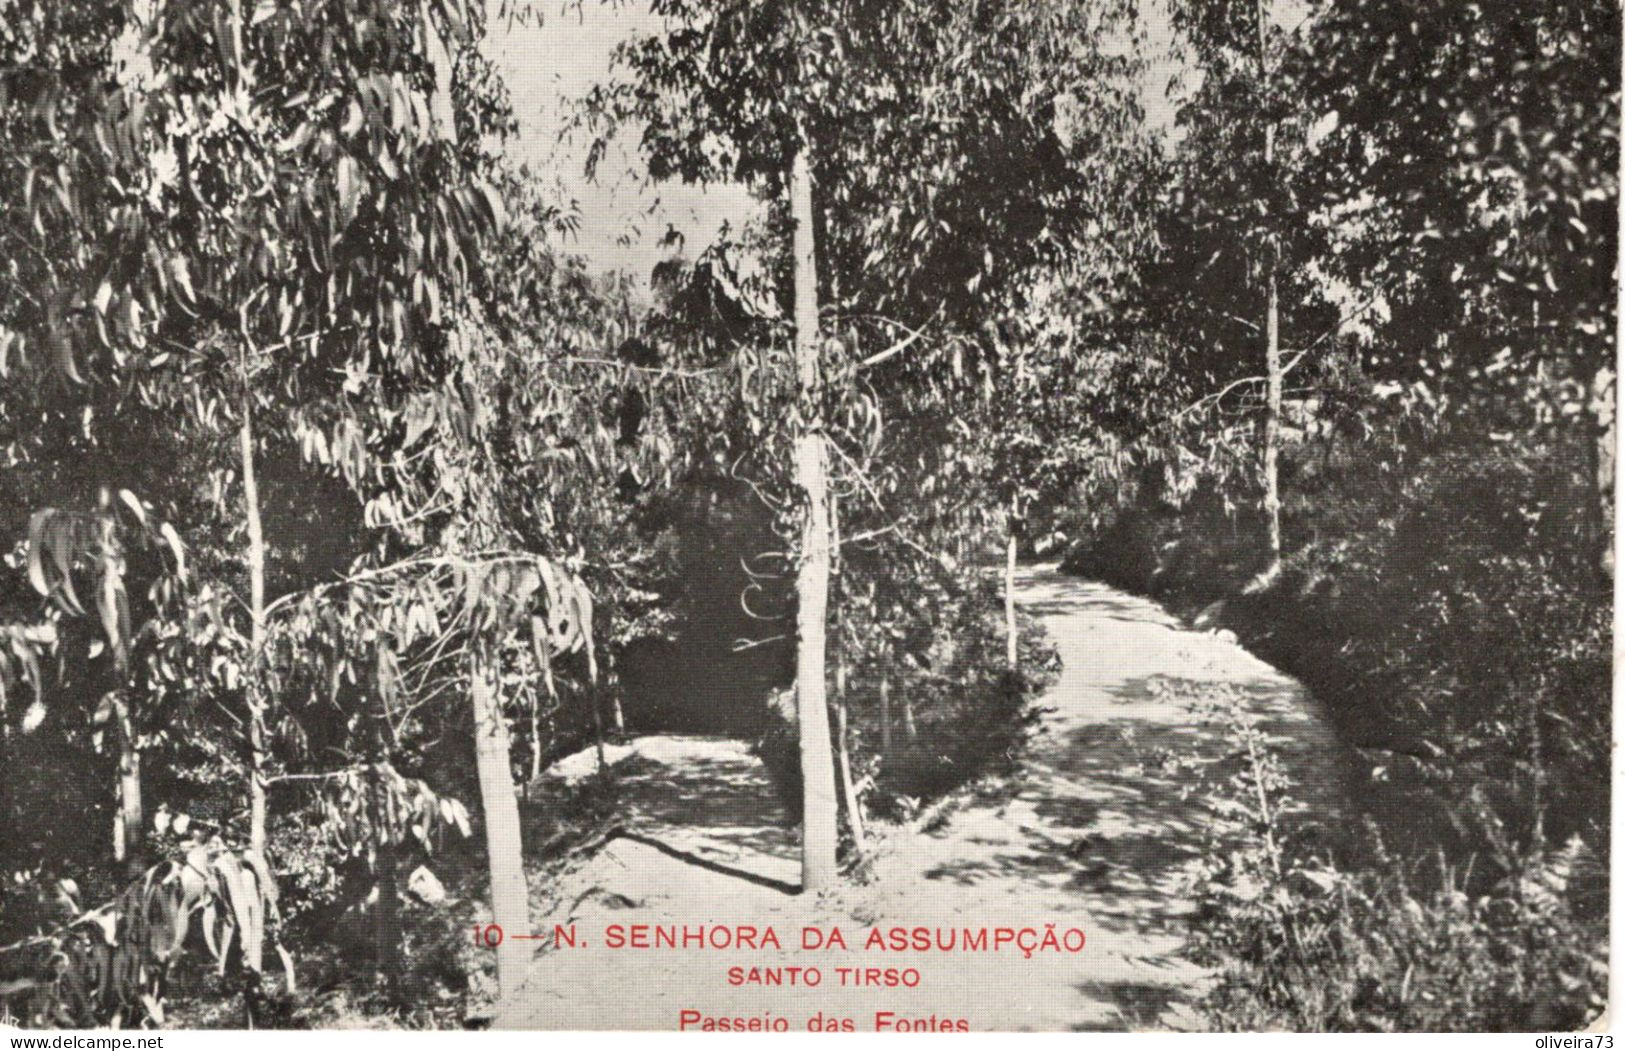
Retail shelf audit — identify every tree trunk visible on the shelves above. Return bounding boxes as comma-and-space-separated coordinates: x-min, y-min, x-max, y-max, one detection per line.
879, 676, 892, 755
1262, 264, 1282, 573
590, 684, 607, 772
112, 696, 142, 867
833, 666, 866, 857
241, 393, 269, 864
528, 694, 543, 785
829, 472, 862, 855
1589, 362, 1614, 583
420, 0, 456, 139
790, 141, 838, 893
372, 854, 403, 994
1005, 505, 1019, 672
371, 768, 404, 994
609, 693, 625, 736
470, 652, 529, 1003
1259, 0, 1283, 578
225, 0, 269, 872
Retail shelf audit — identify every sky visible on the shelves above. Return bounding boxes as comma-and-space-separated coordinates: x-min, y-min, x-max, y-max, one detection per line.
480, 0, 1303, 280
483, 2, 760, 281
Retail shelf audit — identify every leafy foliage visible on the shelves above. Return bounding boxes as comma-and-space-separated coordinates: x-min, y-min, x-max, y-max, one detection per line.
0, 844, 293, 1028
311, 765, 471, 871
1187, 681, 1605, 1031
0, 0, 1611, 1031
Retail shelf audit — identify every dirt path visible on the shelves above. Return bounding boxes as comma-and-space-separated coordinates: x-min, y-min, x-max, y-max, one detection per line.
496, 564, 1346, 1032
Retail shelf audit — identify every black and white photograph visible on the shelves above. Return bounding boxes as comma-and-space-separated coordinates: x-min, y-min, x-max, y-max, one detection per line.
0, 0, 1615, 1033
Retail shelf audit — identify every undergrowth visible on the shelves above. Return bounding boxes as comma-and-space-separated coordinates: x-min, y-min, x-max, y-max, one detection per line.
754, 570, 1057, 827
1184, 683, 1606, 1032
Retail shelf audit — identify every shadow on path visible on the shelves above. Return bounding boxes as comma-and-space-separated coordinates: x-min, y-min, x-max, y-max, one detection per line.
612, 831, 801, 896
883, 564, 1350, 1029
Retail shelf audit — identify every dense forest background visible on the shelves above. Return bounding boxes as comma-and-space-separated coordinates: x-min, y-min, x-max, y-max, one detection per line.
0, 0, 1615, 1032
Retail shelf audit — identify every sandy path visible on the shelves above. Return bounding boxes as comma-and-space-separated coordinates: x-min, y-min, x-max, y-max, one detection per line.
496, 565, 1346, 1031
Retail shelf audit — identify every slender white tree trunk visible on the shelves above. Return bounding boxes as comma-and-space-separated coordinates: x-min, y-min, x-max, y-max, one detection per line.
1259, 0, 1283, 578
1589, 362, 1615, 581
879, 676, 892, 755
790, 142, 838, 892
470, 652, 530, 1003
1005, 504, 1019, 671
528, 695, 543, 785
421, 0, 456, 138
113, 697, 142, 865
1263, 266, 1282, 571
370, 769, 404, 992
224, 0, 270, 877
413, 15, 535, 997
590, 684, 607, 772
241, 393, 269, 866
833, 665, 866, 857
828, 477, 863, 855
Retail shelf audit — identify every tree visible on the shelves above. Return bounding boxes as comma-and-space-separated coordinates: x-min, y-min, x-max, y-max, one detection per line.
0, 2, 569, 1006
263, 544, 596, 998
796, 0, 1153, 661
788, 141, 839, 889
0, 0, 513, 860
584, 0, 849, 888
22, 492, 187, 866
585, 0, 1156, 887
1254, 0, 1282, 575
1158, 0, 1334, 577
1300, 0, 1620, 579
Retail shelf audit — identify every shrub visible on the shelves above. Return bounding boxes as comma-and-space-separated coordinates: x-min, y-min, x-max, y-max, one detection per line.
1186, 685, 1607, 1032
753, 570, 1055, 826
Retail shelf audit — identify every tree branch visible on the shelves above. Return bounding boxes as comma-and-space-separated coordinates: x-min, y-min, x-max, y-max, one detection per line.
854, 304, 945, 370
